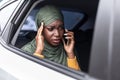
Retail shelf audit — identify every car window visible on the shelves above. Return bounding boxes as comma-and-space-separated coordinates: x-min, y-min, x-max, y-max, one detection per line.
0, 0, 101, 79
14, 0, 97, 74
62, 10, 84, 30
21, 9, 38, 31
16, 7, 85, 48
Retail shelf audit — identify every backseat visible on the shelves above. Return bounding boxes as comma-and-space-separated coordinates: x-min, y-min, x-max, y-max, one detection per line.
15, 31, 37, 48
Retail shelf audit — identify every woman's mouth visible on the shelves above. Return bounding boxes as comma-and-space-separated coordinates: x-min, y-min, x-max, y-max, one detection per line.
52, 39, 61, 44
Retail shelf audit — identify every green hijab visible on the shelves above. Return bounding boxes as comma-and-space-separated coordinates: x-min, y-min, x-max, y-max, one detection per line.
35, 5, 64, 27
22, 5, 67, 66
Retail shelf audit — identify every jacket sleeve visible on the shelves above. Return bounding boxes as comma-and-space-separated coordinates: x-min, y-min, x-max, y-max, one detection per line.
67, 57, 80, 70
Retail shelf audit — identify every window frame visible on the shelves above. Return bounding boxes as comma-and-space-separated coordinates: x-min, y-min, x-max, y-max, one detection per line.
8, 0, 95, 79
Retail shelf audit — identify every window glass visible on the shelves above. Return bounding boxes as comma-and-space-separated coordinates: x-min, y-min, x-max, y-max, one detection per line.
21, 9, 38, 31
17, 8, 84, 48
62, 10, 84, 30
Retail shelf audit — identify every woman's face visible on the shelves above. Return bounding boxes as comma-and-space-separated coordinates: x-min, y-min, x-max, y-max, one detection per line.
43, 20, 64, 46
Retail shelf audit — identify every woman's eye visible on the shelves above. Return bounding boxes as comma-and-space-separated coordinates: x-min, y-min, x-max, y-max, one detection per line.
59, 26, 64, 30
47, 27, 54, 31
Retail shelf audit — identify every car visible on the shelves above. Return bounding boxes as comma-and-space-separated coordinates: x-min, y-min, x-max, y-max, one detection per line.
0, 0, 120, 80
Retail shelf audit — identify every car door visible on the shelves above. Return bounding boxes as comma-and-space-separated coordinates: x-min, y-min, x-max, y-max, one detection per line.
89, 0, 120, 80
0, 0, 97, 80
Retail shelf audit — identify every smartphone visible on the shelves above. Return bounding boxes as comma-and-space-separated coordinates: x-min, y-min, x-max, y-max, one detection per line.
63, 31, 68, 44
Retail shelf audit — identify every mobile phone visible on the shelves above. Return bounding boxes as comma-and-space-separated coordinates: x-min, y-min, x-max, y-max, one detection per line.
63, 31, 68, 44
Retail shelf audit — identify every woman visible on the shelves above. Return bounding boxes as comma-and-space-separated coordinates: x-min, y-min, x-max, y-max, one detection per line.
22, 5, 80, 70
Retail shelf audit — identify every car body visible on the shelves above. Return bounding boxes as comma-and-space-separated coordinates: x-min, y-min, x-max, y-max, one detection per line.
0, 0, 120, 80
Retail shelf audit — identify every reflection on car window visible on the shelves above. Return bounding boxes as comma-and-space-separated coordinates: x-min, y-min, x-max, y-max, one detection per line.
22, 16, 37, 31
21, 9, 38, 31
62, 10, 84, 30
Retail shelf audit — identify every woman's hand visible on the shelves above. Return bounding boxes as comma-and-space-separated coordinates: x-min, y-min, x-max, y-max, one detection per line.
63, 29, 75, 59
35, 22, 44, 54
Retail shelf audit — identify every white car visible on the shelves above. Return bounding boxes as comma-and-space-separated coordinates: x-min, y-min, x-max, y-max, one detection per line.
0, 0, 120, 80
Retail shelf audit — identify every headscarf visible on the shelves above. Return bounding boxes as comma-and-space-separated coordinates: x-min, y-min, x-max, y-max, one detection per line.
22, 39, 67, 66
22, 5, 67, 66
35, 5, 64, 28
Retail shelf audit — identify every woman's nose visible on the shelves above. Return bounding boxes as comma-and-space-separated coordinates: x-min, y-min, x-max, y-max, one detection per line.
54, 29, 60, 36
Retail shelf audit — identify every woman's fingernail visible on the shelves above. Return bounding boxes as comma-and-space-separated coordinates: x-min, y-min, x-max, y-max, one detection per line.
64, 33, 67, 35
66, 29, 69, 31
41, 22, 43, 25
